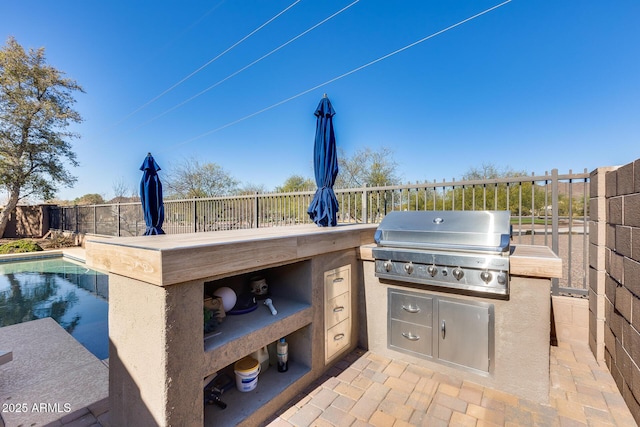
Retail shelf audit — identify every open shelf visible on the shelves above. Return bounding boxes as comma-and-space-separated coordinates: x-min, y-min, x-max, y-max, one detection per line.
204, 296, 311, 353
204, 325, 312, 426
204, 360, 309, 426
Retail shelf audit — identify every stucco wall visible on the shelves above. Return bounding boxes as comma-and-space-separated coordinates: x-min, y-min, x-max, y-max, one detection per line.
590, 159, 640, 423
2, 204, 52, 238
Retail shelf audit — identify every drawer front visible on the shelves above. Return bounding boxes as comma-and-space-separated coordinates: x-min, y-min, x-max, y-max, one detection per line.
325, 267, 350, 300
389, 319, 433, 357
325, 291, 350, 330
389, 290, 433, 327
326, 319, 350, 361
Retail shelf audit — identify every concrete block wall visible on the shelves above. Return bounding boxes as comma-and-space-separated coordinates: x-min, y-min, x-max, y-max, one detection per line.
590, 159, 640, 423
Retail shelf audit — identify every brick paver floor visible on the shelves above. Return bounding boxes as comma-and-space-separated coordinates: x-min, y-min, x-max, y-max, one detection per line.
265, 341, 637, 427
49, 340, 637, 427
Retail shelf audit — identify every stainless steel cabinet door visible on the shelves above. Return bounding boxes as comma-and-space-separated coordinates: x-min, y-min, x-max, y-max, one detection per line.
437, 299, 491, 373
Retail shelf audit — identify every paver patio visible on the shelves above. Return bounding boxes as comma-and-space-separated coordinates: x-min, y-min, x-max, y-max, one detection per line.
44, 338, 636, 427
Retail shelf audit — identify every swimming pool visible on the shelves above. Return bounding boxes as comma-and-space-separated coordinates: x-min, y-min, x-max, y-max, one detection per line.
0, 257, 108, 360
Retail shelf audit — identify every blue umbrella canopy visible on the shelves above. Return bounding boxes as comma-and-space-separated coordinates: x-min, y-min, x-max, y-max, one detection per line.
140, 153, 165, 235
307, 95, 339, 227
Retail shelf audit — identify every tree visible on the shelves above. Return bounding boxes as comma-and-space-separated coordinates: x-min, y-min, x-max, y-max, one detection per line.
461, 163, 524, 181
455, 163, 546, 214
332, 147, 401, 221
276, 175, 315, 192
0, 37, 83, 236
73, 193, 105, 205
164, 156, 239, 198
238, 183, 268, 195
111, 176, 137, 202
335, 147, 400, 189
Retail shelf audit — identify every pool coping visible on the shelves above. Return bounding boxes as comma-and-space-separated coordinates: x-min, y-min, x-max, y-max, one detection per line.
0, 247, 87, 264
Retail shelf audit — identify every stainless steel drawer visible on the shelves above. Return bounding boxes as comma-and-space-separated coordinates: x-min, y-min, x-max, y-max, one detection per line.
389, 319, 433, 357
389, 289, 432, 326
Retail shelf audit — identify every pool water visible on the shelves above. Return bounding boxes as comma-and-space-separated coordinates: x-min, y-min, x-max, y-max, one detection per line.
0, 258, 108, 360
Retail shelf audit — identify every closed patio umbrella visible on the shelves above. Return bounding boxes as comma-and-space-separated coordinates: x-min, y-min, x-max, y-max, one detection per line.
140, 152, 165, 235
307, 95, 339, 227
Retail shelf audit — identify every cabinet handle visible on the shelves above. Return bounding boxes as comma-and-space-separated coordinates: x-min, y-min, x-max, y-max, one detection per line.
402, 332, 420, 341
333, 306, 345, 312
333, 277, 344, 283
333, 333, 345, 341
441, 320, 446, 339
401, 304, 420, 313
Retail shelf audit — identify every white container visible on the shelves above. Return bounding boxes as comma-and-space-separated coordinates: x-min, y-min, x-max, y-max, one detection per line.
251, 346, 270, 375
234, 356, 260, 392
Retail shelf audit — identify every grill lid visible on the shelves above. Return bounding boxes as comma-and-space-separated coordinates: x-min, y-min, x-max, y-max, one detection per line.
374, 210, 511, 253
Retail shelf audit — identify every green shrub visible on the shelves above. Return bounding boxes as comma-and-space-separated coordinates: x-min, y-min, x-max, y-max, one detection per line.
0, 239, 43, 254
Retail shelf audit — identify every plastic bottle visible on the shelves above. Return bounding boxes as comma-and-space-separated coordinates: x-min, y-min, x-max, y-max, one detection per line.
277, 338, 288, 372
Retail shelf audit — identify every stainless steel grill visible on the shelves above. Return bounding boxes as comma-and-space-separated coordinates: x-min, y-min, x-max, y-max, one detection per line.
373, 211, 511, 296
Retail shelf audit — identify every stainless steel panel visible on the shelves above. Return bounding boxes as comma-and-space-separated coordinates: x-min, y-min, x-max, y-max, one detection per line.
437, 298, 492, 373
389, 320, 433, 357
389, 290, 433, 326
373, 247, 509, 270
374, 211, 511, 253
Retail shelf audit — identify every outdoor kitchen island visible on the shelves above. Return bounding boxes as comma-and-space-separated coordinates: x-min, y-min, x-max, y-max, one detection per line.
360, 243, 562, 404
85, 224, 377, 427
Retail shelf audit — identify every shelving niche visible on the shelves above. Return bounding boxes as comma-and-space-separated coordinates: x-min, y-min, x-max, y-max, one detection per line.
202, 260, 313, 426
204, 326, 311, 426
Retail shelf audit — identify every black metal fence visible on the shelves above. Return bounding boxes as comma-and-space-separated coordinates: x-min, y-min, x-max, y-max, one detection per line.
50, 168, 590, 296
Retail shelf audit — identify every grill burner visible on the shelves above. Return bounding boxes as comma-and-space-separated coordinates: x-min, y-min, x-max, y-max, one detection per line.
373, 211, 511, 296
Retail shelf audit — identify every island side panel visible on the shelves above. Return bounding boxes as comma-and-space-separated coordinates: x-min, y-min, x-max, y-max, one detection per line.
109, 273, 203, 427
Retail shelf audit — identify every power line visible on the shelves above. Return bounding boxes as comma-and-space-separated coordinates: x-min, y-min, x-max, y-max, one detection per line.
131, 0, 361, 133
109, 0, 303, 130
169, 0, 513, 149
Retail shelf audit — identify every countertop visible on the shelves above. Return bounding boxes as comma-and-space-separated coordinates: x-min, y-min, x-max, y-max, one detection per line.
85, 224, 378, 286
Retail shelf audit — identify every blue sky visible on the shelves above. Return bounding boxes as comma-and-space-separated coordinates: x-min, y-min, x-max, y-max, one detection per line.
1, 0, 639, 201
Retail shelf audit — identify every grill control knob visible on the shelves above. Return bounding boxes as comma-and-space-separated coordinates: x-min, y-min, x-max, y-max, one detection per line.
497, 272, 507, 285
383, 261, 393, 272
480, 271, 493, 284
404, 263, 414, 274
452, 268, 464, 281
427, 265, 437, 277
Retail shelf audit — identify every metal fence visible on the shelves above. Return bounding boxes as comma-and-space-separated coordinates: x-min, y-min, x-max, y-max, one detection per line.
49, 168, 589, 296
